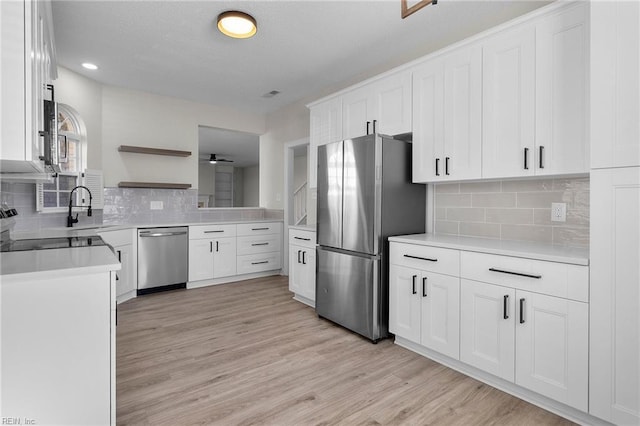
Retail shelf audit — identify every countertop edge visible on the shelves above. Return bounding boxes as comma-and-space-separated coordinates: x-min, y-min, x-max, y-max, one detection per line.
388, 234, 589, 266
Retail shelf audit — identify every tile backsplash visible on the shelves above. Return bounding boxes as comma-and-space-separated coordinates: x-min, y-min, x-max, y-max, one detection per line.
434, 177, 589, 248
0, 183, 282, 231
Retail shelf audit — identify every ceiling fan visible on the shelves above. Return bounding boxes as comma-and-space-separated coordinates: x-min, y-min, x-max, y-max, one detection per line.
200, 154, 234, 164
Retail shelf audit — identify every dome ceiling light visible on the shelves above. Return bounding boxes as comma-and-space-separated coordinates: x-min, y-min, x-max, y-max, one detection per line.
217, 11, 257, 39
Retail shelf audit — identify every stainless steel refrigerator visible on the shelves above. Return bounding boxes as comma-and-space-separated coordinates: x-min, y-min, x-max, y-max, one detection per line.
316, 133, 426, 342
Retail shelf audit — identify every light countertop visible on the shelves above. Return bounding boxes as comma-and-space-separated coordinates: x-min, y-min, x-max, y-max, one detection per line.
0, 245, 120, 278
388, 234, 589, 266
11, 219, 284, 240
288, 225, 316, 232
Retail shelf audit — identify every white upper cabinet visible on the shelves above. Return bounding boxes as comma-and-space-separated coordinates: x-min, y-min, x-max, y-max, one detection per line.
535, 3, 589, 176
590, 1, 640, 169
482, 25, 536, 179
412, 57, 444, 182
342, 70, 412, 140
0, 0, 56, 173
309, 97, 342, 188
412, 43, 482, 182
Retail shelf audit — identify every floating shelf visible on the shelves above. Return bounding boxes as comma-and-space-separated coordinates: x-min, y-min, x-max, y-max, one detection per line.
118, 182, 192, 190
118, 145, 192, 157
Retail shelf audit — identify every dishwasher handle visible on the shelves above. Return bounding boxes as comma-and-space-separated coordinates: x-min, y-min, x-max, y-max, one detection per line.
139, 231, 187, 237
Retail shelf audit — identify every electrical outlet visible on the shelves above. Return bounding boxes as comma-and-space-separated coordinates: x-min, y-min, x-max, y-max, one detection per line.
551, 202, 566, 222
150, 201, 163, 210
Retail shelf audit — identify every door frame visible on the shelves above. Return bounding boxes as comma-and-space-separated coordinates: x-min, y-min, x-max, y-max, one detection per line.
283, 137, 310, 275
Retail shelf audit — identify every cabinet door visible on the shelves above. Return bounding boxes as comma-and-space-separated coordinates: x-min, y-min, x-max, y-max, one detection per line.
388, 265, 421, 344
114, 244, 135, 299
443, 44, 482, 181
535, 3, 589, 175
213, 237, 237, 279
412, 58, 444, 182
515, 290, 588, 411
591, 1, 640, 169
420, 272, 460, 360
342, 86, 371, 140
482, 25, 535, 179
188, 239, 214, 281
309, 97, 342, 188
460, 279, 515, 381
590, 167, 640, 424
301, 248, 316, 301
288, 244, 304, 294
370, 70, 412, 136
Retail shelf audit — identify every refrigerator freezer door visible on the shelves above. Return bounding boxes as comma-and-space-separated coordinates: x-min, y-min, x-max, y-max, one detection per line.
316, 247, 380, 340
342, 135, 378, 255
317, 141, 344, 249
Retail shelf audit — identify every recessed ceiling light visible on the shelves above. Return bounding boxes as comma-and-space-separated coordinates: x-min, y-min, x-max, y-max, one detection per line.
217, 11, 257, 39
82, 63, 98, 70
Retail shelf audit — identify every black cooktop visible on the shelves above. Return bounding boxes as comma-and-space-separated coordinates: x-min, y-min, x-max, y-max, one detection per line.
0, 236, 107, 252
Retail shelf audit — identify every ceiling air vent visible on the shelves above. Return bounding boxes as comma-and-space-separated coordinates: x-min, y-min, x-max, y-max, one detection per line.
262, 90, 280, 98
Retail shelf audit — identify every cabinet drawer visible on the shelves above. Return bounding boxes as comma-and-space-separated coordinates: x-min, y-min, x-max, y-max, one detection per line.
288, 229, 316, 249
237, 252, 282, 275
460, 251, 588, 302
237, 222, 282, 237
389, 242, 459, 276
237, 234, 282, 255
189, 224, 236, 240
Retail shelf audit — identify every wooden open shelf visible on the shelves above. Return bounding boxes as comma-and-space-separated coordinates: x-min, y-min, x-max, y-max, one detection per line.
118, 145, 192, 157
118, 182, 192, 190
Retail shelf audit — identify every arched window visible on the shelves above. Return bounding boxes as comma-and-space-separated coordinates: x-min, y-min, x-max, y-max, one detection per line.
38, 104, 88, 211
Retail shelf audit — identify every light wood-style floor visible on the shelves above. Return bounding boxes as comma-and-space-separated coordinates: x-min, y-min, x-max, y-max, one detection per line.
116, 276, 574, 425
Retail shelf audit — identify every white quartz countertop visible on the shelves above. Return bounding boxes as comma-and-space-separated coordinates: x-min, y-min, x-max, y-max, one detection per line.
0, 245, 121, 278
288, 225, 316, 232
11, 219, 284, 240
388, 234, 589, 266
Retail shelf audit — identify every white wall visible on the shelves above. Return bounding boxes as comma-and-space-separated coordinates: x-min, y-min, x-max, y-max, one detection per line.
55, 67, 103, 170
101, 86, 265, 188
244, 165, 259, 207
293, 153, 307, 190
259, 100, 310, 209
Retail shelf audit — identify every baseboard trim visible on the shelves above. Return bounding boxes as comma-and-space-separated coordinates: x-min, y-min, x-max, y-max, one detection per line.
187, 270, 281, 289
394, 337, 611, 426
292, 293, 315, 308
116, 290, 136, 304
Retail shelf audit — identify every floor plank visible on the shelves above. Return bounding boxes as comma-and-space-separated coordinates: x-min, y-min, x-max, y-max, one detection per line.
116, 276, 574, 425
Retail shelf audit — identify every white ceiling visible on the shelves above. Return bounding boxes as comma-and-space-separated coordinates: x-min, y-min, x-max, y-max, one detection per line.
52, 0, 549, 116
198, 126, 260, 168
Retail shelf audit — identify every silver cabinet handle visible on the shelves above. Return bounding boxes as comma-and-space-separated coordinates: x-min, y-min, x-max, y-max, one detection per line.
251, 242, 269, 246
204, 230, 224, 233
252, 227, 269, 231
252, 261, 269, 265
294, 236, 311, 241
139, 231, 187, 237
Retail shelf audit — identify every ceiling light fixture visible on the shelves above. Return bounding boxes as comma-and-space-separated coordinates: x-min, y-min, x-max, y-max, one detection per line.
217, 11, 257, 39
81, 62, 99, 70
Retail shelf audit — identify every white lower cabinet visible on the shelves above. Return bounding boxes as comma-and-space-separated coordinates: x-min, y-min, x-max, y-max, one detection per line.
288, 228, 316, 304
460, 279, 515, 381
189, 236, 237, 281
99, 229, 136, 303
390, 239, 589, 415
1, 271, 115, 425
389, 243, 460, 359
460, 280, 588, 411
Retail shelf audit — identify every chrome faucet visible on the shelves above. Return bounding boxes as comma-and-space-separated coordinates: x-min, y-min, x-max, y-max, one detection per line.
67, 185, 93, 227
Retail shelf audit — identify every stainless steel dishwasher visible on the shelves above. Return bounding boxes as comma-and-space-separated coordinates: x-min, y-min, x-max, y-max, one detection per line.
137, 226, 188, 294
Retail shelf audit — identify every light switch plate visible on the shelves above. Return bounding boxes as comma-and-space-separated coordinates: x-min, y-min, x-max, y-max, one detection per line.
551, 202, 566, 222
150, 201, 163, 210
